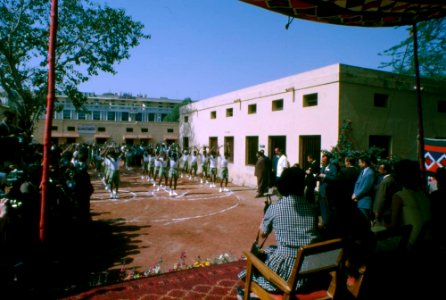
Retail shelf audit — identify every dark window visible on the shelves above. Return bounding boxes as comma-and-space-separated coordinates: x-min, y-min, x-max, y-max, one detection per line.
167, 128, 174, 133
374, 93, 389, 108
272, 99, 283, 111
78, 111, 86, 120
126, 128, 133, 132
107, 111, 116, 121
63, 110, 71, 120
141, 128, 148, 133
248, 104, 257, 114
303, 93, 318, 107
184, 115, 189, 123
246, 136, 259, 165
98, 127, 106, 132
51, 126, 58, 131
210, 111, 217, 119
148, 113, 155, 122
121, 112, 129, 121
67, 126, 75, 131
93, 111, 100, 120
224, 136, 234, 162
438, 100, 446, 113
135, 112, 142, 121
369, 135, 391, 158
226, 108, 233, 117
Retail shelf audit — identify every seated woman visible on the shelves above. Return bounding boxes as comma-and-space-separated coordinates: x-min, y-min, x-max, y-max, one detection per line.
386, 159, 431, 248
238, 166, 320, 293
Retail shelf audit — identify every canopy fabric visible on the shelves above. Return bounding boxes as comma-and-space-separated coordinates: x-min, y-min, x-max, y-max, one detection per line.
240, 0, 446, 27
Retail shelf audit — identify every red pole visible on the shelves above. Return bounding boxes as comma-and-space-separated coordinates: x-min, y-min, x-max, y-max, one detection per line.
412, 23, 426, 186
40, 0, 58, 242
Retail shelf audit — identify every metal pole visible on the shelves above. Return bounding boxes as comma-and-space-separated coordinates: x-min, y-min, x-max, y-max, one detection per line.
412, 23, 426, 185
40, 0, 58, 242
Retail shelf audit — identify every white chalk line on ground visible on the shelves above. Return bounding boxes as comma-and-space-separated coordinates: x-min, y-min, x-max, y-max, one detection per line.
91, 172, 241, 225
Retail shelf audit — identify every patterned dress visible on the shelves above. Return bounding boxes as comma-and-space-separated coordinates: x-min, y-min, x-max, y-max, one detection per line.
239, 194, 320, 292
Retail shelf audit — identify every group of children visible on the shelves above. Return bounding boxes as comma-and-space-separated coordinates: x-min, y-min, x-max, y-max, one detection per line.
139, 145, 231, 195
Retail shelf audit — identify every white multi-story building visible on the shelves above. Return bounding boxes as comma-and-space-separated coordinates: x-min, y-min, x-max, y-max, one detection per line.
180, 64, 446, 187
34, 93, 183, 145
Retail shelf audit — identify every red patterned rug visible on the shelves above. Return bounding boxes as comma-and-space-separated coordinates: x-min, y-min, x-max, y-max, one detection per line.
62, 260, 245, 300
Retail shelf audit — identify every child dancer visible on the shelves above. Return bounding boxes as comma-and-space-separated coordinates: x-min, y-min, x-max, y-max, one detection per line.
219, 152, 230, 192
200, 149, 209, 184
168, 152, 179, 196
209, 150, 218, 188
189, 149, 198, 180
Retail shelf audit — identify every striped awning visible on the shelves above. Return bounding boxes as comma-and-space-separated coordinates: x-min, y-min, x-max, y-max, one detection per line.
240, 0, 446, 27
94, 133, 111, 138
163, 134, 178, 140
51, 132, 80, 138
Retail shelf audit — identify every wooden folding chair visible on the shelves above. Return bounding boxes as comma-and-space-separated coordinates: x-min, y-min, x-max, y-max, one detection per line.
242, 238, 344, 300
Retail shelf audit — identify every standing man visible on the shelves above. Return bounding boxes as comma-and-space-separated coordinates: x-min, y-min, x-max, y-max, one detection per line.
318, 153, 338, 228
254, 150, 267, 198
352, 155, 376, 223
304, 154, 320, 204
373, 162, 400, 227
275, 148, 289, 183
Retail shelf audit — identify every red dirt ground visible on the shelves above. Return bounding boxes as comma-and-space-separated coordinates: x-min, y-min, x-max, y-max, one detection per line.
90, 167, 273, 274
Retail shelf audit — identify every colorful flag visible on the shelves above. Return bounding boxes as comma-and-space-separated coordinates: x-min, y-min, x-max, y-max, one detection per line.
424, 138, 446, 176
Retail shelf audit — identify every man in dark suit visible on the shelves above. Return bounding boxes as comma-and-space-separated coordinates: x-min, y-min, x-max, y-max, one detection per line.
254, 150, 267, 197
352, 155, 376, 223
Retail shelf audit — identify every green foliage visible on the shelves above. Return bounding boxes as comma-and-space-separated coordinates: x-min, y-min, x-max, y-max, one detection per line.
0, 0, 150, 134
379, 18, 446, 81
323, 119, 398, 166
163, 98, 193, 122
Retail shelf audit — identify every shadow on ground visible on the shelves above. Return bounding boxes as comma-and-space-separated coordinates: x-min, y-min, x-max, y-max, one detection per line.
0, 216, 148, 299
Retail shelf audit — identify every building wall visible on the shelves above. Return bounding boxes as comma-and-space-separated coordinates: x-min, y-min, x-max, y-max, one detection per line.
181, 63, 446, 188
181, 64, 342, 187
339, 64, 446, 159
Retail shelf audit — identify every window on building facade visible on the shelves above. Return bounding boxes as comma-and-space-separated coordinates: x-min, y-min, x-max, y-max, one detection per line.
167, 128, 174, 133
78, 111, 86, 120
93, 111, 100, 120
272, 99, 283, 111
121, 112, 129, 121
51, 126, 58, 131
226, 108, 233, 117
210, 111, 217, 119
67, 126, 75, 131
126, 128, 133, 132
184, 115, 189, 123
246, 136, 259, 165
303, 93, 318, 107
63, 110, 71, 120
135, 112, 142, 122
148, 113, 155, 122
224, 136, 234, 162
438, 100, 446, 113
248, 104, 257, 114
161, 113, 167, 121
209, 137, 218, 151
141, 128, 148, 133
107, 111, 116, 121
369, 135, 391, 158
374, 93, 389, 107
98, 127, 106, 132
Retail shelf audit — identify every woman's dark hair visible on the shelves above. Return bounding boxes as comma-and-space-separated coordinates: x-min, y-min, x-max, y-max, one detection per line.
394, 159, 421, 189
277, 166, 305, 196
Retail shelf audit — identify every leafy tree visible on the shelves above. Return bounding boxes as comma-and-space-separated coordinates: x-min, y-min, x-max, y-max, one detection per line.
379, 18, 446, 81
0, 0, 150, 135
163, 98, 193, 122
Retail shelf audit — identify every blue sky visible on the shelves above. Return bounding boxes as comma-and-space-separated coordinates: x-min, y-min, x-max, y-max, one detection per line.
79, 0, 411, 100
